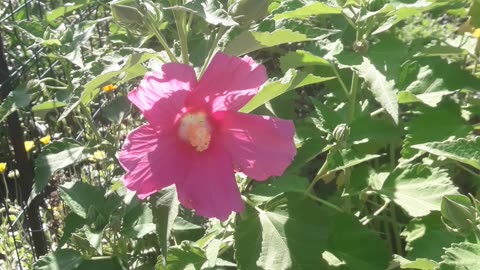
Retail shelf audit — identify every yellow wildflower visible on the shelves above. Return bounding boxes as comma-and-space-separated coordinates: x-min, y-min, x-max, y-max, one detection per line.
25, 141, 35, 152
102, 84, 118, 93
0, 163, 6, 174
474, 29, 480, 39
90, 150, 107, 162
40, 135, 51, 145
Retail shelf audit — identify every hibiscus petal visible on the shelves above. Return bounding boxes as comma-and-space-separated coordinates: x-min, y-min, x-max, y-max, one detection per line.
213, 111, 296, 181
119, 125, 191, 199
128, 63, 197, 129
176, 142, 244, 221
186, 52, 267, 112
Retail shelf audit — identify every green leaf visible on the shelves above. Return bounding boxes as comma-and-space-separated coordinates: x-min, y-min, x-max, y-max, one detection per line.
59, 51, 159, 121
288, 118, 329, 172
156, 244, 206, 270
150, 186, 180, 266
122, 203, 155, 238
30, 140, 86, 202
416, 45, 467, 57
77, 256, 127, 270
58, 213, 87, 248
85, 227, 103, 255
273, 2, 341, 20
34, 249, 83, 270
58, 181, 107, 219
101, 96, 132, 124
168, 0, 237, 27
402, 101, 472, 159
354, 56, 398, 124
378, 165, 458, 217
0, 83, 31, 123
323, 149, 382, 176
411, 137, 480, 170
240, 69, 334, 113
225, 29, 313, 56
325, 213, 390, 270
440, 243, 480, 270
46, 4, 85, 25
393, 255, 439, 270
402, 214, 461, 262
398, 63, 456, 107
235, 194, 330, 269
279, 50, 331, 72
250, 175, 309, 200
32, 100, 67, 118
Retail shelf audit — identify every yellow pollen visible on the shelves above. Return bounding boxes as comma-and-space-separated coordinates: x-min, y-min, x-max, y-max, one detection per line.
178, 113, 211, 152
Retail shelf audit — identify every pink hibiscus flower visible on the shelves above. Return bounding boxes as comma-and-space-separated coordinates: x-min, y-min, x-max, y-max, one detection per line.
119, 52, 296, 220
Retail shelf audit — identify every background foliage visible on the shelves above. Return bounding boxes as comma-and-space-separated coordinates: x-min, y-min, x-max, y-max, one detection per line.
1, 0, 480, 269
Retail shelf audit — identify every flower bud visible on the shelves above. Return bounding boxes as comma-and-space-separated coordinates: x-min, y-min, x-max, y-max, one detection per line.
332, 123, 350, 143
111, 0, 162, 35
228, 0, 269, 27
353, 40, 369, 54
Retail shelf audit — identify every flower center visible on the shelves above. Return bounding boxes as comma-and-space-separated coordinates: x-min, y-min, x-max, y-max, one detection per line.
178, 112, 211, 152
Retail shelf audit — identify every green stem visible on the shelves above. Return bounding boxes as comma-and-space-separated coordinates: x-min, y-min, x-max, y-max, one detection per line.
330, 64, 350, 98
200, 26, 227, 77
241, 195, 262, 213
307, 151, 332, 193
147, 20, 178, 63
1, 174, 8, 202
390, 204, 403, 255
39, 77, 68, 87
174, 10, 189, 64
305, 193, 344, 213
79, 103, 102, 144
348, 73, 359, 122
361, 198, 390, 225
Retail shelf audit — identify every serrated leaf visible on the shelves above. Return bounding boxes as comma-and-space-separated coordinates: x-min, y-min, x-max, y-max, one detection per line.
150, 186, 180, 266
379, 165, 458, 217
58, 213, 86, 248
59, 51, 158, 121
412, 137, 480, 170
77, 256, 127, 270
34, 249, 83, 270
324, 149, 382, 176
325, 213, 390, 270
156, 244, 206, 270
0, 83, 31, 123
273, 2, 341, 20
101, 95, 131, 124
235, 194, 330, 270
440, 243, 480, 270
240, 69, 334, 113
30, 140, 86, 203
58, 182, 106, 219
279, 50, 331, 72
354, 57, 398, 124
398, 63, 455, 107
225, 29, 313, 56
250, 175, 309, 200
393, 255, 439, 270
402, 100, 472, 159
167, 0, 237, 27
402, 214, 461, 262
